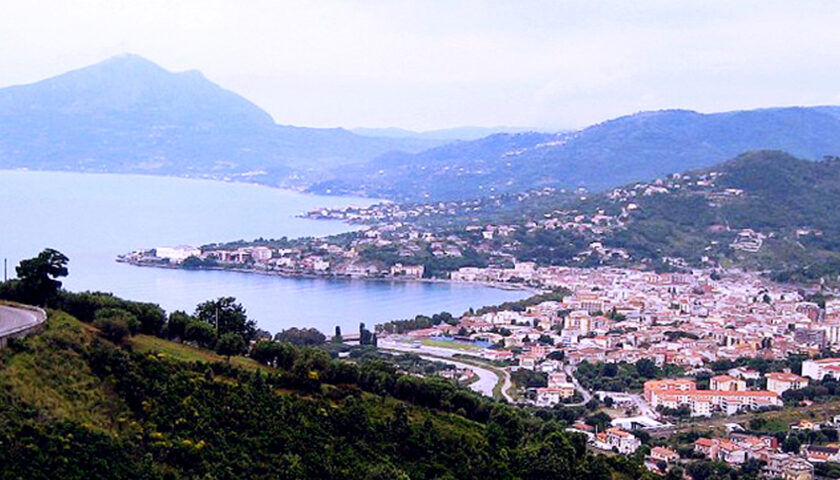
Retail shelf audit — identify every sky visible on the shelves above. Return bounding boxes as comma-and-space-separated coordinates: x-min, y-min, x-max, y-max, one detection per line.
1, 0, 840, 131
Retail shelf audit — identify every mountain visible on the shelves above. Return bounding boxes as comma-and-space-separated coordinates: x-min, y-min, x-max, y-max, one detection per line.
0, 54, 441, 183
351, 125, 544, 141
311, 107, 840, 201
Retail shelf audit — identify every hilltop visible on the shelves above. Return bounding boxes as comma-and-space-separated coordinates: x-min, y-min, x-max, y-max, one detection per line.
309, 108, 840, 201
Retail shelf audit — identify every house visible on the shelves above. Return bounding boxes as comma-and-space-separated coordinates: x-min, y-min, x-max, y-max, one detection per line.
519, 355, 538, 370
803, 444, 840, 463
390, 263, 425, 279
250, 246, 273, 262
728, 366, 761, 381
483, 349, 514, 362
535, 385, 576, 406
694, 438, 746, 465
764, 453, 814, 480
765, 372, 809, 395
535, 371, 577, 406
649, 446, 679, 463
594, 428, 641, 454
695, 438, 719, 458
710, 374, 747, 392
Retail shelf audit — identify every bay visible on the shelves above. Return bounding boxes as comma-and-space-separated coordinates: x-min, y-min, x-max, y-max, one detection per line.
0, 170, 526, 334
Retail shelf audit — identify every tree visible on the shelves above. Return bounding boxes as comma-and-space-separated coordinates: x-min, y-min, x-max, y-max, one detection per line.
360, 322, 374, 346
782, 435, 801, 453
275, 327, 325, 346
195, 297, 256, 342
167, 310, 193, 341
584, 412, 611, 430
95, 307, 139, 334
216, 332, 246, 360
184, 320, 217, 348
636, 358, 657, 379
15, 248, 69, 305
334, 326, 343, 343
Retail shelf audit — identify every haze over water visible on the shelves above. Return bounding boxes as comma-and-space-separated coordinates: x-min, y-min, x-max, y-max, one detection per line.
0, 170, 525, 334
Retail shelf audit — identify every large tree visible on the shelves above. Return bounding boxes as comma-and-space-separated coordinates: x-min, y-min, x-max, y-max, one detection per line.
15, 248, 69, 305
195, 297, 256, 342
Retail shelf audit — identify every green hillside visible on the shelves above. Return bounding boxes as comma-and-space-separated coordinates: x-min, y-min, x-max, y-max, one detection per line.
595, 151, 840, 281
0, 309, 651, 480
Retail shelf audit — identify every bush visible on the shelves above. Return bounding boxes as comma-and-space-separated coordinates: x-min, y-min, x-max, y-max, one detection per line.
94, 307, 139, 333
94, 317, 131, 344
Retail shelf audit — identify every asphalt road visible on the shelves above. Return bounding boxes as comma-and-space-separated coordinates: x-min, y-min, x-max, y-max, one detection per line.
379, 339, 512, 400
564, 364, 594, 406
0, 305, 41, 338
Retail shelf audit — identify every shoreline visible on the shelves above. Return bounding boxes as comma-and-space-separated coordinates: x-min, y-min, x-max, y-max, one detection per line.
116, 259, 543, 294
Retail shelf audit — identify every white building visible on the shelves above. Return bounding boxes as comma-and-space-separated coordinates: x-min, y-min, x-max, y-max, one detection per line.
802, 359, 840, 381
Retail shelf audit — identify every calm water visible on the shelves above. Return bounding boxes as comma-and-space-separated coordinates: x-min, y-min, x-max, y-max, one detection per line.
0, 171, 525, 334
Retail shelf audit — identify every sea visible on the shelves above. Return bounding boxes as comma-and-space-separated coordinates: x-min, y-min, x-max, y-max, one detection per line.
0, 170, 525, 334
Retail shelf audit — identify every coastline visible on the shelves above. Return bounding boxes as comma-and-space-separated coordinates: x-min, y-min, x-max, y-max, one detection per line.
116, 259, 543, 294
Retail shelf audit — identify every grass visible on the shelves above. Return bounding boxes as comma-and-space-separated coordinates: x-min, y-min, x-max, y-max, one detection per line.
420, 338, 484, 352
0, 311, 127, 430
129, 334, 267, 371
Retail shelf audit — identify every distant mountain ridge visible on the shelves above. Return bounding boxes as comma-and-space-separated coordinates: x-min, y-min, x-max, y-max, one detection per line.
351, 125, 546, 141
0, 54, 442, 182
4, 55, 840, 203
310, 106, 840, 201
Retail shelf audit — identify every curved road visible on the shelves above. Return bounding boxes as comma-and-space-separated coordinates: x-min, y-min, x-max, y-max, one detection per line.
0, 305, 42, 338
379, 339, 515, 401
563, 364, 594, 406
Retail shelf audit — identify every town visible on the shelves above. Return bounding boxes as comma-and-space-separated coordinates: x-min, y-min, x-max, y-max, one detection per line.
374, 265, 840, 479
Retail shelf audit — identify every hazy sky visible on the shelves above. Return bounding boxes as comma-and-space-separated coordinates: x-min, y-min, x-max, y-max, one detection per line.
2, 0, 839, 130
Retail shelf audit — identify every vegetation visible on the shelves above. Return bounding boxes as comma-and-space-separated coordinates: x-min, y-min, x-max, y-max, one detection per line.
0, 309, 658, 479
575, 360, 683, 393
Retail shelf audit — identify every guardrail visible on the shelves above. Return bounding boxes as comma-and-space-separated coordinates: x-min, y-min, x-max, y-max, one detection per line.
0, 302, 48, 348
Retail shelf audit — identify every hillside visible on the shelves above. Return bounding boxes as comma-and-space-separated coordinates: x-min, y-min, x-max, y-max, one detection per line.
0, 54, 442, 184
593, 151, 840, 281
486, 150, 840, 282
309, 107, 840, 201
0, 304, 652, 479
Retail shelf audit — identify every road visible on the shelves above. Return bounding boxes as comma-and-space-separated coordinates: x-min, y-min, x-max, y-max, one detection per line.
564, 364, 593, 406
379, 339, 514, 401
0, 305, 42, 338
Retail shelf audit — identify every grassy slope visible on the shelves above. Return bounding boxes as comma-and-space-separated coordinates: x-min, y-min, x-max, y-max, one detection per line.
130, 333, 268, 371
0, 311, 126, 430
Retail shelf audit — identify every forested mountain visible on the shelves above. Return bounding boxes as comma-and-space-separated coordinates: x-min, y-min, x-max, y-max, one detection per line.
310, 107, 840, 201
0, 54, 442, 183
